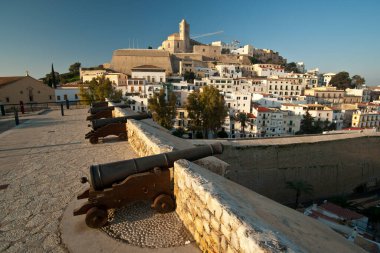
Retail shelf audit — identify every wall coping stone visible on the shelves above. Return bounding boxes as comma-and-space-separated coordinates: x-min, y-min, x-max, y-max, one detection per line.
174, 159, 366, 253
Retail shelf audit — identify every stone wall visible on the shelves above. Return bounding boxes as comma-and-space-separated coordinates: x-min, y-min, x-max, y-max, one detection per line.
112, 106, 365, 252
173, 159, 364, 253
191, 132, 380, 204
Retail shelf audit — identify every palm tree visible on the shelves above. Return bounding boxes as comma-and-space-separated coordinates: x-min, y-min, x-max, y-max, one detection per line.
236, 112, 247, 138
286, 180, 313, 209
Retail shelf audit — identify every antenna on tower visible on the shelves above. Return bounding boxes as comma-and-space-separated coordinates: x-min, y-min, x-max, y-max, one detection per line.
133, 38, 135, 49
129, 39, 131, 48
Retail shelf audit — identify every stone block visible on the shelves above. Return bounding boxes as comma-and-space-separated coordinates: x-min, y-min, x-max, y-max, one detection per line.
210, 230, 221, 248
230, 231, 240, 252
203, 221, 211, 235
207, 196, 223, 220
194, 217, 204, 234
220, 224, 231, 241
202, 209, 211, 221
210, 216, 220, 231
220, 234, 228, 252
226, 245, 238, 253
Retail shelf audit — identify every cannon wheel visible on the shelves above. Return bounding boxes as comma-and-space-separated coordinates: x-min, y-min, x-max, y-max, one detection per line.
85, 207, 108, 228
152, 194, 175, 213
118, 133, 127, 140
89, 136, 98, 144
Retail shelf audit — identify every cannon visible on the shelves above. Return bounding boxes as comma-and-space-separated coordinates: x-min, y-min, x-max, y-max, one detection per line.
91, 101, 109, 108
85, 114, 150, 144
86, 109, 113, 121
73, 142, 223, 228
86, 105, 131, 120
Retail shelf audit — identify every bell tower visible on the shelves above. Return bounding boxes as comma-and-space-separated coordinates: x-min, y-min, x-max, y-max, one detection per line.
179, 19, 190, 52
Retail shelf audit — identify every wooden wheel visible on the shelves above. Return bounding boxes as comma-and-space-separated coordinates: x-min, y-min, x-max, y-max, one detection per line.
89, 136, 98, 144
118, 133, 127, 140
152, 194, 175, 213
85, 207, 108, 228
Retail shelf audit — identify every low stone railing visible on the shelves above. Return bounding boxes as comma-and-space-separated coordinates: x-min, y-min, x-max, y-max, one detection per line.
111, 106, 365, 253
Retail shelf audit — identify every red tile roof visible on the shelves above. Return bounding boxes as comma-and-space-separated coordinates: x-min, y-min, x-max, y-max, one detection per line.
320, 202, 364, 220
309, 210, 341, 223
0, 76, 25, 87
257, 107, 271, 112
247, 113, 256, 119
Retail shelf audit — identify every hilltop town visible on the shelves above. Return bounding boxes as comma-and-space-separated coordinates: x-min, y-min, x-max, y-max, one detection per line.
1, 19, 380, 138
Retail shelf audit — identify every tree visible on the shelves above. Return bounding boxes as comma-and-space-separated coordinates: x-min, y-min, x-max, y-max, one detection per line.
79, 76, 122, 104
236, 112, 247, 137
183, 71, 196, 83
248, 56, 262, 65
286, 180, 313, 208
172, 127, 185, 138
329, 71, 353, 89
148, 89, 177, 130
299, 110, 314, 134
69, 62, 81, 75
217, 129, 228, 138
186, 86, 227, 138
147, 46, 153, 49
284, 62, 301, 73
351, 75, 365, 88
221, 48, 230, 54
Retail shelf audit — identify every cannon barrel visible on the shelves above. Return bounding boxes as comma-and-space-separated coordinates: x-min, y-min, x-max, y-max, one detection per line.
90, 143, 223, 191
88, 106, 114, 114
89, 114, 150, 130
91, 101, 108, 108
88, 104, 131, 114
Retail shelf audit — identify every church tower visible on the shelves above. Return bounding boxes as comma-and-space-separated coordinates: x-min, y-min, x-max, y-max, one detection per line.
179, 19, 190, 52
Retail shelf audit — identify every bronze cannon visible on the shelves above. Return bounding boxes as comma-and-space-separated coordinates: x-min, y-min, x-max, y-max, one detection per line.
85, 114, 150, 144
73, 142, 223, 228
86, 105, 131, 121
91, 101, 109, 108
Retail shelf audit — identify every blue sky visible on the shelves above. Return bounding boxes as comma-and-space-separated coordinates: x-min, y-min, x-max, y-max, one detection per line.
1, 0, 379, 85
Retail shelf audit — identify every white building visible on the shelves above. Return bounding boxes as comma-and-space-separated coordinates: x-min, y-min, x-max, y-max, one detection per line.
323, 73, 336, 86
231, 45, 254, 56
55, 83, 81, 101
345, 88, 371, 103
131, 65, 166, 83
211, 41, 240, 52
80, 68, 107, 82
215, 65, 242, 78
252, 106, 285, 137
253, 64, 286, 77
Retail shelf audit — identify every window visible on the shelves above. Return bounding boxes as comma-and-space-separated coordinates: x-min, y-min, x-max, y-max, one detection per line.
49, 95, 52, 100
6, 97, 10, 102
57, 96, 61, 101
20, 91, 23, 94
64, 94, 68, 100
203, 49, 205, 52
75, 94, 78, 99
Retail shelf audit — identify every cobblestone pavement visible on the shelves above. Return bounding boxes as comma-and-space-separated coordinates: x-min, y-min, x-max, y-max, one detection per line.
0, 109, 138, 252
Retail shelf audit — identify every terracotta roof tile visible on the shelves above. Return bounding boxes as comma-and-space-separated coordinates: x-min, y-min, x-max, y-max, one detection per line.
0, 76, 25, 87
320, 202, 364, 220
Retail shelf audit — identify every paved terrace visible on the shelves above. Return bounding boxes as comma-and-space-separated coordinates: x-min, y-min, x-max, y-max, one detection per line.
0, 109, 139, 252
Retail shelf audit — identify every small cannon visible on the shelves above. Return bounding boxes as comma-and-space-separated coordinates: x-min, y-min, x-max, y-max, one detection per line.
91, 101, 109, 108
85, 114, 150, 144
86, 105, 131, 120
73, 142, 223, 228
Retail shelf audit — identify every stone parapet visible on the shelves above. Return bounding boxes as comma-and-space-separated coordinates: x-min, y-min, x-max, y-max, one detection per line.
173, 159, 365, 253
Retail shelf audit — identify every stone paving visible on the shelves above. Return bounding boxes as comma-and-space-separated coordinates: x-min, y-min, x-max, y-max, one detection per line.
0, 109, 138, 252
